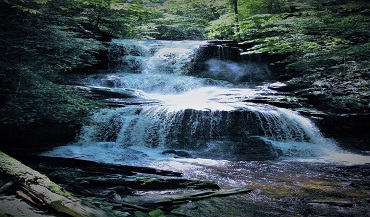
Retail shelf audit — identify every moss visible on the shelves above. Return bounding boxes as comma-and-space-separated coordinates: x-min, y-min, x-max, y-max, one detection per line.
0, 151, 72, 197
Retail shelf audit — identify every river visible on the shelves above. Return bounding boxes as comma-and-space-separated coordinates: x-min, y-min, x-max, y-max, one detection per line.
42, 40, 370, 216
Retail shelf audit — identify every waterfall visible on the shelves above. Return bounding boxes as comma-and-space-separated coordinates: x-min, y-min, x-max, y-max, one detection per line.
217, 44, 224, 59
43, 40, 370, 165
72, 99, 339, 161
77, 98, 321, 148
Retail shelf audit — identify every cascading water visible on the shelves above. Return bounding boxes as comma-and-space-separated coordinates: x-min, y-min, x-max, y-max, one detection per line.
44, 40, 370, 166
40, 40, 370, 217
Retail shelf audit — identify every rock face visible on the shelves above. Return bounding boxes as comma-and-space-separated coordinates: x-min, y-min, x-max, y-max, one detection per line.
195, 137, 282, 161
264, 81, 370, 150
161, 138, 281, 161
196, 41, 248, 62
162, 149, 193, 158
190, 41, 273, 83
314, 113, 370, 151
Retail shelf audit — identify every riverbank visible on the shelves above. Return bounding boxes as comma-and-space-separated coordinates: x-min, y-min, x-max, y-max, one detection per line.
2, 149, 370, 217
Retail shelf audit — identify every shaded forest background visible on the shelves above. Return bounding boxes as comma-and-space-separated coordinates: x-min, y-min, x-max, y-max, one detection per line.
0, 0, 369, 148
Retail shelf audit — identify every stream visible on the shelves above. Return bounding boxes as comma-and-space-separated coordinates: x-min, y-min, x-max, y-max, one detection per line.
43, 40, 370, 216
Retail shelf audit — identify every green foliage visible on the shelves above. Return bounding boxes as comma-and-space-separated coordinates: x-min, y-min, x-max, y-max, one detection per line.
152, 13, 210, 40
134, 211, 150, 217
75, 0, 158, 38
1, 1, 105, 72
0, 1, 104, 126
0, 73, 100, 126
163, 0, 227, 21
206, 0, 291, 39
241, 0, 370, 65
207, 14, 235, 40
133, 209, 166, 217
134, 0, 231, 39
235, 0, 370, 112
0, 0, 166, 128
148, 209, 166, 217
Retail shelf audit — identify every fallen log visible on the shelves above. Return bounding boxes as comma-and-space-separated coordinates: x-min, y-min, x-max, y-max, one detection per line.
0, 151, 113, 217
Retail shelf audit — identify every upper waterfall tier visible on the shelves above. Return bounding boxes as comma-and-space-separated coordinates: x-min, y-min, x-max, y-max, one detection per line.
108, 40, 207, 74
107, 40, 272, 83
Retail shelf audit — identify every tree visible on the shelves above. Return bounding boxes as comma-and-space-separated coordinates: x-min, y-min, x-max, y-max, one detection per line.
150, 0, 229, 39
73, 0, 157, 38
207, 0, 287, 40
230, 0, 240, 41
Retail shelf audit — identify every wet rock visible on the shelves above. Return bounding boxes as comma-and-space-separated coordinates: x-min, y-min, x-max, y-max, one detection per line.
186, 200, 198, 210
161, 149, 192, 158
0, 195, 60, 217
294, 108, 327, 118
72, 85, 157, 107
309, 199, 354, 207
243, 95, 306, 108
315, 113, 370, 141
197, 43, 244, 62
100, 75, 123, 87
349, 180, 370, 189
198, 137, 282, 161
74, 86, 139, 99
268, 82, 298, 92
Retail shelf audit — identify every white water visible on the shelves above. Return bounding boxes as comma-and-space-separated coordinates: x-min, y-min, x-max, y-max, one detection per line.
43, 40, 370, 167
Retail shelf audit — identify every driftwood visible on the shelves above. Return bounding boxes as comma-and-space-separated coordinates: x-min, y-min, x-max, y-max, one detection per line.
75, 176, 220, 191
0, 151, 113, 217
145, 188, 252, 208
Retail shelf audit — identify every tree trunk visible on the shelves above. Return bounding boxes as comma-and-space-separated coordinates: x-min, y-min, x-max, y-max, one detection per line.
232, 0, 240, 41
0, 151, 113, 217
